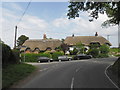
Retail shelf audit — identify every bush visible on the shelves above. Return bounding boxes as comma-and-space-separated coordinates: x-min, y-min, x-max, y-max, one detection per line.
70, 48, 78, 55
87, 48, 99, 58
2, 43, 12, 65
2, 43, 20, 67
52, 51, 64, 60
11, 49, 20, 64
99, 44, 110, 54
21, 53, 52, 62
98, 54, 109, 58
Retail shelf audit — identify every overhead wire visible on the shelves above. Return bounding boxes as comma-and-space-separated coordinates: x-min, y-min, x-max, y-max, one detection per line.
16, 0, 32, 26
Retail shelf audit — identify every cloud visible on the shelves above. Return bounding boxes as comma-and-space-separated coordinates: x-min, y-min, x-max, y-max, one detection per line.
1, 6, 49, 47
3, 2, 23, 11
18, 15, 48, 30
51, 14, 118, 47
1, 5, 118, 48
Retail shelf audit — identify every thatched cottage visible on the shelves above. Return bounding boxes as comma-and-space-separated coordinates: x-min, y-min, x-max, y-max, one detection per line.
20, 34, 62, 53
64, 32, 112, 51
20, 32, 112, 54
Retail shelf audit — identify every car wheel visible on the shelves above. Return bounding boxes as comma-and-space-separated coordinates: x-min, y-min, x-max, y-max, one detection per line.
59, 60, 61, 62
38, 61, 40, 63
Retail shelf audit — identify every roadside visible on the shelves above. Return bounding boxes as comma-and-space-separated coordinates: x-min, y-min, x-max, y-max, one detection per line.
106, 57, 120, 88
2, 63, 36, 89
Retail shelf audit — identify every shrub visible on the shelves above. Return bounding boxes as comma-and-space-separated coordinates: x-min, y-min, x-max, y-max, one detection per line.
87, 48, 99, 58
11, 49, 20, 64
21, 53, 52, 62
52, 51, 64, 60
2, 43, 12, 65
99, 44, 110, 54
98, 53, 109, 58
70, 48, 78, 55
2, 43, 20, 67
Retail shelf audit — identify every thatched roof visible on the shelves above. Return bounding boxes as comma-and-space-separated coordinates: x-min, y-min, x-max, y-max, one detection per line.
21, 39, 62, 51
64, 36, 112, 46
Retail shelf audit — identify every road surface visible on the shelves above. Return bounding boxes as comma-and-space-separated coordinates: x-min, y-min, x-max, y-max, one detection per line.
13, 58, 118, 89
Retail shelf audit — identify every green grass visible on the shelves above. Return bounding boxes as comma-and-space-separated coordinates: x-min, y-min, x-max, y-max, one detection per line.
110, 48, 120, 52
109, 48, 120, 57
2, 63, 36, 88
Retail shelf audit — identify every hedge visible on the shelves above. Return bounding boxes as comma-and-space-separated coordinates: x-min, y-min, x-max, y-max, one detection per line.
87, 48, 99, 58
2, 43, 20, 67
98, 54, 109, 58
52, 51, 64, 60
21, 53, 52, 62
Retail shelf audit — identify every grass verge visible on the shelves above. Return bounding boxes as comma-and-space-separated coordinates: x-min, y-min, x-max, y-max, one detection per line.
2, 63, 36, 88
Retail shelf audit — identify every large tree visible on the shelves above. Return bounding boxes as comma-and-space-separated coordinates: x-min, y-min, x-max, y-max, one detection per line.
76, 42, 85, 54
17, 35, 29, 47
67, 1, 120, 27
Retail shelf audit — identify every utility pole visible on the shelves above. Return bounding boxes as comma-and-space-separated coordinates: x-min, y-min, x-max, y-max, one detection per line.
14, 26, 17, 49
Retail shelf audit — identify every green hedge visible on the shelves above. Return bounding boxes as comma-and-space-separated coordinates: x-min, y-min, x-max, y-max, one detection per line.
87, 48, 99, 58
21, 53, 52, 62
21, 52, 64, 62
11, 49, 20, 64
98, 54, 109, 58
52, 51, 64, 60
2, 43, 20, 67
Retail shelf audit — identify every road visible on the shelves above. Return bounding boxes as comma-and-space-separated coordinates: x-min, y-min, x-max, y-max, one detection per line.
13, 58, 118, 89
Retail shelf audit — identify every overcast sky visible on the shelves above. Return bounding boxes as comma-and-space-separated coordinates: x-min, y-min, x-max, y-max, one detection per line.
1, 2, 118, 48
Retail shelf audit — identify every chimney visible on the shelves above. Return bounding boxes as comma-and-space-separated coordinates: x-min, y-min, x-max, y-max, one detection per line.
43, 33, 47, 39
95, 32, 98, 36
72, 34, 74, 37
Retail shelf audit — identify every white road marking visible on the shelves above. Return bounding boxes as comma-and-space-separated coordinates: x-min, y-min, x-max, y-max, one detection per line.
39, 68, 48, 72
104, 64, 120, 89
76, 68, 80, 72
71, 77, 74, 90
39, 64, 58, 72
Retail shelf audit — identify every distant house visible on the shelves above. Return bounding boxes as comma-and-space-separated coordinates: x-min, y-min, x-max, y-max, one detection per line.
64, 32, 112, 51
20, 34, 62, 53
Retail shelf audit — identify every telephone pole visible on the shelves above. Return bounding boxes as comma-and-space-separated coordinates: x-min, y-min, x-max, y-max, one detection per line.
14, 26, 17, 49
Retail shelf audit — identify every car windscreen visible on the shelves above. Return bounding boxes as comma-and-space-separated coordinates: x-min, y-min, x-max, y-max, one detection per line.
38, 57, 49, 59
59, 56, 67, 58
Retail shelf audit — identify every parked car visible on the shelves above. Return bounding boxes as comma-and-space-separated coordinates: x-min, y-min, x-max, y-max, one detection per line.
74, 54, 92, 60
58, 55, 72, 61
37, 57, 53, 63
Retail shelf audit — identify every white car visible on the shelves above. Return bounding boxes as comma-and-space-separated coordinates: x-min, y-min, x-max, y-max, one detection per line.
58, 55, 72, 61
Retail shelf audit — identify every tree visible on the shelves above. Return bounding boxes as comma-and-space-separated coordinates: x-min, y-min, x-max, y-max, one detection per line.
60, 43, 69, 54
87, 43, 100, 57
0, 39, 4, 44
76, 42, 85, 54
70, 48, 78, 55
88, 48, 99, 58
89, 43, 100, 49
17, 35, 29, 47
67, 1, 120, 27
99, 44, 110, 54
61, 39, 65, 43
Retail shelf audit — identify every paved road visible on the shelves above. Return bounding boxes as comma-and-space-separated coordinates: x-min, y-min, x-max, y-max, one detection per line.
14, 58, 118, 88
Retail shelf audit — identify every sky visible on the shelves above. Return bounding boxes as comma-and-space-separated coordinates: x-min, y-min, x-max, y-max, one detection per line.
1, 2, 119, 48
